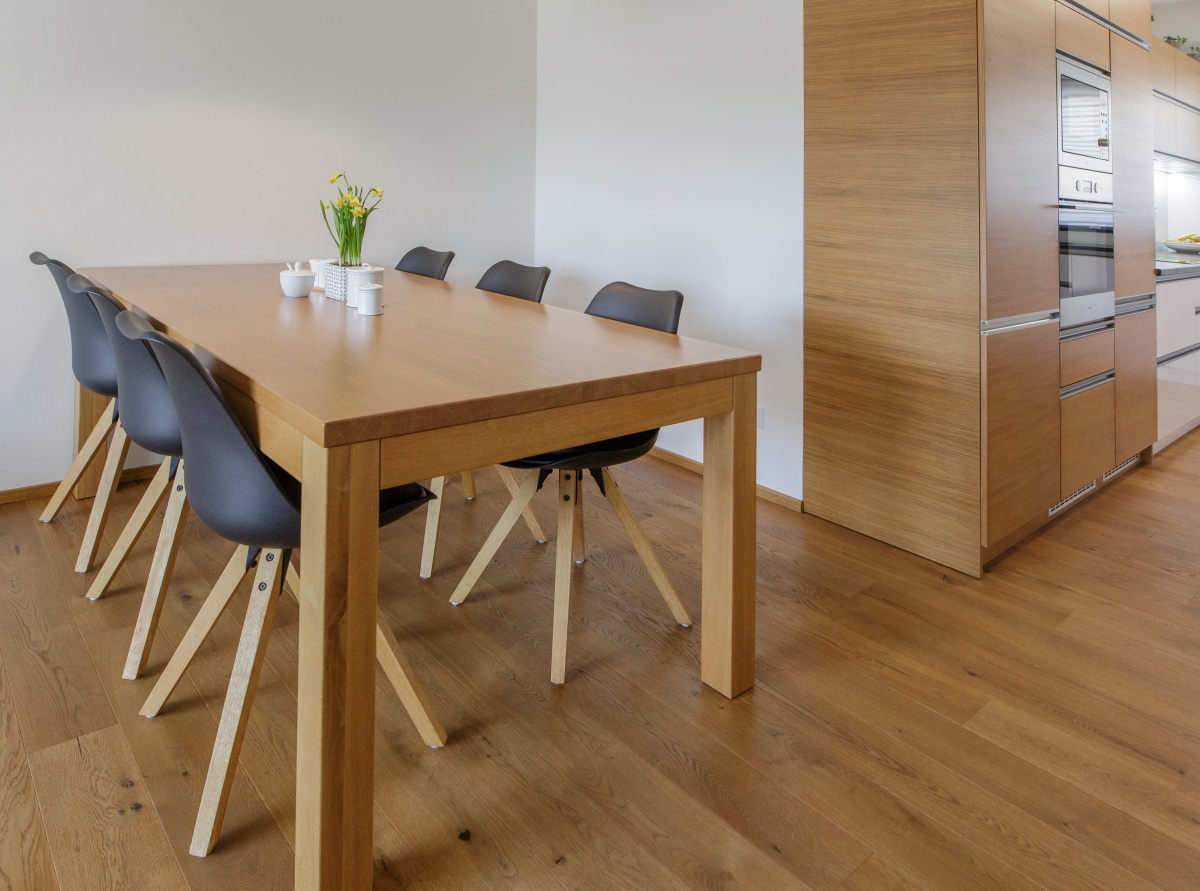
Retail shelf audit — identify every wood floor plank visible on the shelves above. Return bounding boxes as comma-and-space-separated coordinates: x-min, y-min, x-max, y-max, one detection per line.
83, 622, 295, 889
7, 438, 1200, 889
0, 502, 115, 753
0, 651, 58, 891
28, 724, 187, 891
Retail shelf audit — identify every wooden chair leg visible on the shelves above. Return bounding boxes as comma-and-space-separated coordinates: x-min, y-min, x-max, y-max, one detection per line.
419, 476, 447, 579
496, 466, 549, 543
40, 399, 116, 523
190, 548, 284, 857
461, 469, 477, 500
551, 471, 577, 685
85, 457, 173, 601
123, 465, 191, 680
375, 616, 447, 747
450, 470, 542, 606
74, 425, 131, 573
600, 468, 692, 626
140, 545, 251, 717
284, 558, 301, 598
572, 476, 586, 565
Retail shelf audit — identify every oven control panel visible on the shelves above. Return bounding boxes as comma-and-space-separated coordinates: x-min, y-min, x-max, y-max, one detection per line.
1059, 166, 1112, 205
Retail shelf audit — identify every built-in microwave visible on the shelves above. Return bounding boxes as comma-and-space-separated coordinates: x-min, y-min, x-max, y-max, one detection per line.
1057, 56, 1112, 176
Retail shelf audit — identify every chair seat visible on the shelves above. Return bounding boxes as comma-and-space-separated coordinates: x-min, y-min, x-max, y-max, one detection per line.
503, 429, 658, 471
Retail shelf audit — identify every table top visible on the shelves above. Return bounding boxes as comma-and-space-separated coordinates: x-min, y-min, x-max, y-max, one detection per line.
80, 264, 760, 447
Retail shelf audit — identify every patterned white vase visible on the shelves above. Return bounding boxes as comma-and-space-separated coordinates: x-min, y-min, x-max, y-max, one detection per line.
324, 264, 350, 302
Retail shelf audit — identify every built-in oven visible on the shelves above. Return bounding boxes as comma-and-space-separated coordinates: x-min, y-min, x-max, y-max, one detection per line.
1057, 56, 1112, 178
1059, 203, 1114, 329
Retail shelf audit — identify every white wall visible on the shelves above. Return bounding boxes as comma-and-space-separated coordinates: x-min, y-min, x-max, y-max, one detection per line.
534, 0, 805, 498
1152, 1, 1200, 43
0, 0, 537, 489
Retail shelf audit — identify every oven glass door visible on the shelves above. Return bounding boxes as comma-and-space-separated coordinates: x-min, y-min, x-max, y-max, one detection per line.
1059, 207, 1114, 303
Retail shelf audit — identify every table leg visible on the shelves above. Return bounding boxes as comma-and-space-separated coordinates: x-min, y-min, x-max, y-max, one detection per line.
296, 438, 380, 891
701, 373, 757, 698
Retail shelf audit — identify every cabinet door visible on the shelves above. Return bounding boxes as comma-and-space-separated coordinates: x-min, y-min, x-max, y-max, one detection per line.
1154, 97, 1177, 156
984, 323, 1060, 546
1061, 379, 1116, 499
1056, 3, 1110, 70
1115, 310, 1158, 458
984, 0, 1057, 320
1177, 106, 1200, 164
1157, 279, 1198, 357
1158, 350, 1200, 441
1108, 0, 1150, 42
1152, 38, 1178, 95
1112, 37, 1155, 301
1177, 53, 1200, 108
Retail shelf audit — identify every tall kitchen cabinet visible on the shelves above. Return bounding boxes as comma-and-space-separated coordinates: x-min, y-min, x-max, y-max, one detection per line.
804, 0, 1155, 577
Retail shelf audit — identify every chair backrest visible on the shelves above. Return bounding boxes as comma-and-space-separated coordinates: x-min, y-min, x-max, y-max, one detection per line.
114, 311, 303, 550
68, 275, 183, 458
30, 252, 118, 398
476, 260, 551, 303
585, 281, 685, 335
396, 246, 455, 281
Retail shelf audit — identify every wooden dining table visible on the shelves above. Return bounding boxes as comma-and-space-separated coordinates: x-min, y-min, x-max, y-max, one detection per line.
77, 262, 761, 890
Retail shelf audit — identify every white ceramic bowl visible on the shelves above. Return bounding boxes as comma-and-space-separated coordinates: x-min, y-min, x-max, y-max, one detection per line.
280, 270, 316, 298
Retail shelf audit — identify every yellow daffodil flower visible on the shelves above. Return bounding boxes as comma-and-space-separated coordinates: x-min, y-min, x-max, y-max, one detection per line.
351, 207, 364, 217
329, 173, 342, 184
371, 188, 384, 198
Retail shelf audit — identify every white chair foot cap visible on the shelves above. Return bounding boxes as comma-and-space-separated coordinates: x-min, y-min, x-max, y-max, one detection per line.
680, 623, 691, 628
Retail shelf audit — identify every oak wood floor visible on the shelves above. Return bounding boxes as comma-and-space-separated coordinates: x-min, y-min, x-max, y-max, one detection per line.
3, 443, 1200, 890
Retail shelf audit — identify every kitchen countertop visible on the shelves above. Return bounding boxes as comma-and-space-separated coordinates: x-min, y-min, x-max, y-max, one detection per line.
1156, 248, 1200, 282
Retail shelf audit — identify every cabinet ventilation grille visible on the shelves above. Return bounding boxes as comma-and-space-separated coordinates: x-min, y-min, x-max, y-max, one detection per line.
1049, 481, 1096, 517
1102, 454, 1140, 483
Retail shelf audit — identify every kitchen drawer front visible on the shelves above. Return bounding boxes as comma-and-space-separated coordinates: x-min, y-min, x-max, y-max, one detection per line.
984, 323, 1060, 547
1061, 378, 1116, 499
1056, 3, 1110, 70
1115, 310, 1157, 458
1156, 278, 1200, 358
1158, 350, 1200, 441
1060, 328, 1115, 386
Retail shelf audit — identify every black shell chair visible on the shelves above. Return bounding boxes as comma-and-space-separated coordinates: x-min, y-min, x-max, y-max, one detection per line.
476, 259, 551, 303
449, 282, 692, 684
395, 245, 456, 281
30, 252, 130, 574
419, 259, 556, 580
114, 312, 445, 857
68, 275, 190, 681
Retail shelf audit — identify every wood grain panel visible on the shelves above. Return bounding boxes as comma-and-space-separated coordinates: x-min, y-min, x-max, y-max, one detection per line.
1175, 48, 1200, 108
1060, 379, 1116, 498
1060, 328, 1115, 386
80, 264, 760, 448
1151, 36, 1177, 95
982, 0, 1059, 321
983, 325, 1061, 547
1115, 311, 1158, 457
1056, 3, 1111, 70
28, 725, 187, 891
1154, 97, 1178, 155
1106, 0, 1149, 41
1111, 36, 1156, 301
804, 0, 982, 576
380, 378, 731, 487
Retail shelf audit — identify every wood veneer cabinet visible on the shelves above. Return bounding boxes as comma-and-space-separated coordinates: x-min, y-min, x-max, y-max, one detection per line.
1115, 310, 1158, 457
805, 0, 1153, 576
